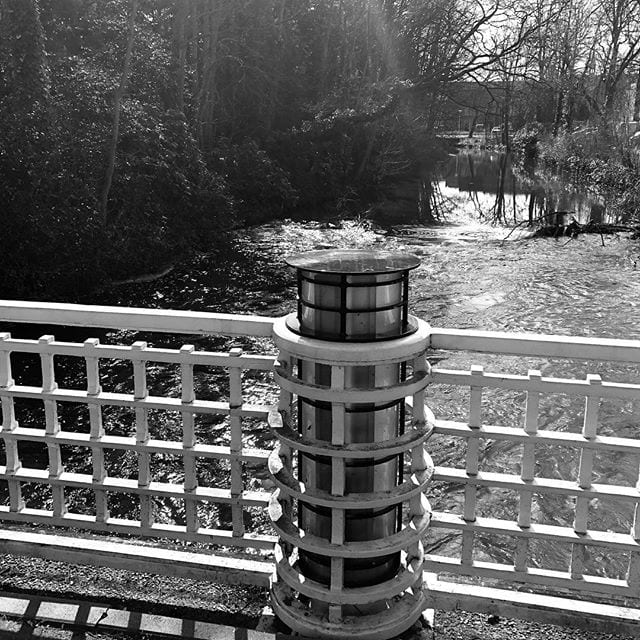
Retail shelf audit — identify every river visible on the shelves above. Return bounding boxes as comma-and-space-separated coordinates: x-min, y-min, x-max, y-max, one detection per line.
5, 151, 640, 589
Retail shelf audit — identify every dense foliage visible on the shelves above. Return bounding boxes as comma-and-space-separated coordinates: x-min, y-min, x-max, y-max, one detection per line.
1, 0, 639, 297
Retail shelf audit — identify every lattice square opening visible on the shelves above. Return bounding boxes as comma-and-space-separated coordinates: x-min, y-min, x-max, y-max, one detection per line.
242, 415, 275, 451
53, 354, 86, 390
533, 441, 577, 482
21, 481, 51, 510
61, 444, 92, 475
426, 383, 470, 423
196, 500, 221, 530
422, 524, 462, 560
17, 439, 48, 471
244, 505, 272, 536
529, 491, 575, 527
99, 357, 136, 395
149, 452, 184, 484
193, 364, 227, 402
107, 489, 139, 522
428, 431, 466, 469
243, 460, 271, 493
474, 531, 517, 566
0, 478, 9, 506
527, 538, 571, 573
481, 387, 525, 430
9, 352, 40, 386
57, 402, 90, 434
145, 361, 181, 398
194, 413, 229, 446
65, 487, 95, 516
13, 397, 45, 430
103, 447, 138, 480
581, 545, 629, 581
197, 456, 231, 490
101, 406, 135, 437
429, 479, 465, 517
478, 436, 522, 474
538, 392, 584, 434
147, 408, 182, 442
583, 496, 634, 535
153, 495, 186, 526
593, 449, 637, 490
475, 487, 518, 521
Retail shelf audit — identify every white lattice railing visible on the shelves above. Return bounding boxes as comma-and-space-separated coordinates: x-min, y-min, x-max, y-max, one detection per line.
0, 302, 278, 585
2, 303, 640, 632
423, 328, 640, 633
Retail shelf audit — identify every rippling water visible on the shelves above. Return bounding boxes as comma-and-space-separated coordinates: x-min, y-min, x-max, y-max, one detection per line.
239, 208, 640, 582
4, 183, 640, 585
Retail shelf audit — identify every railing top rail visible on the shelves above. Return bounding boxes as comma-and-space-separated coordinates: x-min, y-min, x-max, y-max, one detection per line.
429, 328, 640, 363
0, 300, 276, 337
1, 301, 638, 362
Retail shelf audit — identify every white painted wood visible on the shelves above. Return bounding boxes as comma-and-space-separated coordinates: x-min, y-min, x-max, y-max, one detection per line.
435, 419, 640, 455
432, 368, 640, 400
425, 553, 628, 596
518, 370, 541, 534
0, 466, 271, 506
0, 505, 277, 549
85, 339, 108, 522
40, 336, 66, 517
272, 314, 430, 365
0, 332, 14, 387
424, 573, 640, 637
0, 385, 270, 418
429, 327, 640, 362
0, 300, 275, 337
434, 466, 640, 502
0, 333, 21, 512
0, 337, 276, 369
229, 347, 245, 538
180, 345, 198, 533
0, 528, 273, 586
431, 511, 640, 551
2, 426, 269, 462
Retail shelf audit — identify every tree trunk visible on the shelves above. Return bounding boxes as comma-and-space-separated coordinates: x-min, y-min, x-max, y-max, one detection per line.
99, 0, 138, 227
174, 0, 187, 113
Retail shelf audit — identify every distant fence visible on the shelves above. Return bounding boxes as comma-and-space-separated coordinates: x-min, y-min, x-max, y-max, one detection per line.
1, 302, 640, 634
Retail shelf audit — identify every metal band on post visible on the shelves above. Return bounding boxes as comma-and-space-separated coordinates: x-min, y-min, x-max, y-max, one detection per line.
269, 250, 434, 639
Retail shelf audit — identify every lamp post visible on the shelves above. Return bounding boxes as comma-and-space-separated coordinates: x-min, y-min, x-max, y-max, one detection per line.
268, 249, 434, 639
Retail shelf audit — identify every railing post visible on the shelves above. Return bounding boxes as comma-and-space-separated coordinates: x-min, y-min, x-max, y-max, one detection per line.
268, 250, 433, 639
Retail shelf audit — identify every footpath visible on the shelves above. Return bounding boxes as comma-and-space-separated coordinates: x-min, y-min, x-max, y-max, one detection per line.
0, 554, 635, 640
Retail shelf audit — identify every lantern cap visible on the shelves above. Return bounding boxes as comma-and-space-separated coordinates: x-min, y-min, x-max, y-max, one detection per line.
285, 249, 420, 275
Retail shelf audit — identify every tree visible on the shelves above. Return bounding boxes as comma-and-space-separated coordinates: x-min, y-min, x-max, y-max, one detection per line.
99, 0, 138, 226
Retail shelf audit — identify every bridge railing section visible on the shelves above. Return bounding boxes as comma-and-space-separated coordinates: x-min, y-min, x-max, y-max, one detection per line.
425, 328, 640, 614
0, 302, 279, 585
2, 302, 640, 627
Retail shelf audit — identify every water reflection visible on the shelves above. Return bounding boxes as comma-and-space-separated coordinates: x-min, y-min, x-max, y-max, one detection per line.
442, 150, 611, 225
